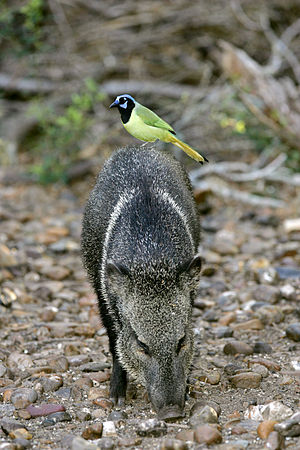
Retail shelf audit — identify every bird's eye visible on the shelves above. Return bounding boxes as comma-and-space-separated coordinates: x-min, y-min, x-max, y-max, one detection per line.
176, 335, 186, 354
137, 339, 150, 355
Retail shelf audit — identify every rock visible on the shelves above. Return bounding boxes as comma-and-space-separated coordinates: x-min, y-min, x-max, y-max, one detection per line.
176, 430, 195, 442
10, 388, 38, 409
190, 404, 218, 425
67, 354, 90, 366
26, 403, 65, 417
118, 437, 143, 447
107, 410, 127, 422
257, 420, 278, 439
42, 411, 72, 426
212, 230, 238, 255
102, 421, 117, 437
74, 377, 93, 390
194, 424, 222, 445
286, 323, 300, 342
8, 428, 32, 440
232, 319, 264, 331
40, 265, 71, 281
229, 373, 262, 388
71, 436, 99, 450
274, 411, 300, 436
251, 364, 269, 378
219, 312, 236, 326
0, 443, 17, 450
40, 375, 63, 392
245, 402, 293, 421
7, 352, 33, 370
215, 326, 234, 338
76, 409, 92, 422
256, 267, 278, 285
265, 431, 285, 450
55, 387, 72, 399
40, 307, 57, 322
48, 356, 69, 372
12, 437, 32, 448
253, 342, 272, 354
95, 438, 115, 449
217, 291, 239, 312
275, 266, 300, 279
159, 439, 188, 449
0, 244, 17, 266
252, 285, 280, 304
223, 341, 253, 355
0, 364, 7, 377
137, 418, 167, 437
247, 359, 281, 372
0, 418, 26, 434
79, 362, 110, 372
224, 363, 243, 376
254, 305, 284, 325
81, 423, 103, 440
280, 284, 296, 300
283, 218, 300, 232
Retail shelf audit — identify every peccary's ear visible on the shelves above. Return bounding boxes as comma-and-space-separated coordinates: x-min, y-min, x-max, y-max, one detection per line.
178, 255, 202, 282
106, 261, 130, 278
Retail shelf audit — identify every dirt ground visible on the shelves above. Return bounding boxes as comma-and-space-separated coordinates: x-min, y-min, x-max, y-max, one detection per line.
0, 159, 299, 449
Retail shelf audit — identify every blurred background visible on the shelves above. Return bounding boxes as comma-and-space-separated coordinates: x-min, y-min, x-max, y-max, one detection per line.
0, 0, 300, 190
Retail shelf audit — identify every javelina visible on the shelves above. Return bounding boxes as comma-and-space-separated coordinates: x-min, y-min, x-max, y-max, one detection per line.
81, 146, 201, 420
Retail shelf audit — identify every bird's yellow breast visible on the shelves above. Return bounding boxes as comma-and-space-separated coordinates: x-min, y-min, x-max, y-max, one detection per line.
123, 109, 170, 142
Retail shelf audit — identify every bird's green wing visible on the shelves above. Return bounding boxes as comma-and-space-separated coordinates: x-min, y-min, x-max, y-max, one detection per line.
135, 103, 175, 133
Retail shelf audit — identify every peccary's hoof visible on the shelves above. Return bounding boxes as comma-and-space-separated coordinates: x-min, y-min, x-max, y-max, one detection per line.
109, 396, 125, 407
157, 405, 185, 421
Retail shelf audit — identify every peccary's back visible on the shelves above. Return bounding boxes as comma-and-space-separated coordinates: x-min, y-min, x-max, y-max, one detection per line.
81, 146, 200, 284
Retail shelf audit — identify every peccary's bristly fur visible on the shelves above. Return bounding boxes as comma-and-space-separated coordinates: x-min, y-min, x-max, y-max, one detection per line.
81, 146, 201, 418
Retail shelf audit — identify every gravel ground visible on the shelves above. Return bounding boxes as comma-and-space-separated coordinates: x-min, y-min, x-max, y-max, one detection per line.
0, 168, 300, 450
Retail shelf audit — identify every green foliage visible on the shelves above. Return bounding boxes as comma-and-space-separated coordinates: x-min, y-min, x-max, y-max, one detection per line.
0, 0, 46, 53
28, 79, 106, 184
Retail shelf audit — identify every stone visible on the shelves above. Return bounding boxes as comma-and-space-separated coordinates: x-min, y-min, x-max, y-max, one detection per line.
275, 266, 300, 279
26, 403, 65, 417
265, 431, 285, 450
230, 373, 262, 389
55, 387, 72, 399
0, 418, 26, 434
280, 284, 296, 300
176, 430, 195, 442
137, 418, 167, 437
257, 420, 277, 439
217, 291, 239, 312
12, 438, 31, 448
76, 409, 92, 422
223, 341, 253, 355
0, 364, 7, 377
252, 285, 280, 304
194, 424, 222, 445
7, 352, 33, 370
253, 342, 272, 354
74, 377, 93, 390
8, 428, 32, 440
107, 410, 127, 422
232, 319, 264, 331
48, 356, 69, 372
118, 437, 143, 447
159, 439, 188, 449
92, 398, 113, 410
81, 423, 103, 440
71, 436, 99, 450
102, 421, 117, 437
274, 411, 300, 437
40, 307, 57, 322
95, 438, 115, 449
224, 363, 243, 376
79, 362, 110, 372
189, 405, 218, 426
286, 323, 300, 342
10, 388, 38, 409
247, 359, 281, 372
245, 402, 293, 421
215, 326, 234, 338
39, 375, 63, 392
40, 265, 71, 281
251, 364, 269, 378
0, 244, 17, 266
42, 411, 72, 426
219, 312, 236, 326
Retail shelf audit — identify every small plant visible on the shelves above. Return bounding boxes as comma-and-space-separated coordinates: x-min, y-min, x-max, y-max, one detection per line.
28, 79, 106, 184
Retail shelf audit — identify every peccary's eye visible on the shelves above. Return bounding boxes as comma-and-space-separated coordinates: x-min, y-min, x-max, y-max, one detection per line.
176, 335, 186, 354
137, 339, 150, 355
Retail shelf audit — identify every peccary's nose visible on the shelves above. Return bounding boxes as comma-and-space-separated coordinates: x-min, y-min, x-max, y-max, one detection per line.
157, 405, 185, 421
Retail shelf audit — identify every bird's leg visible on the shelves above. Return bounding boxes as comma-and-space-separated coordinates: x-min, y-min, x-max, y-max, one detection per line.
141, 141, 149, 147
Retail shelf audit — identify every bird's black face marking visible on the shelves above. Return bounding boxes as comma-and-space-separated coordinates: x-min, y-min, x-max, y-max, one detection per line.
110, 94, 136, 124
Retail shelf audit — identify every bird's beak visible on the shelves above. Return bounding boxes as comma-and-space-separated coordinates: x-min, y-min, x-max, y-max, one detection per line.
109, 99, 118, 108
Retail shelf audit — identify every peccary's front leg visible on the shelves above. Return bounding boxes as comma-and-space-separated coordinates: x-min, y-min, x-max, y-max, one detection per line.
96, 289, 127, 405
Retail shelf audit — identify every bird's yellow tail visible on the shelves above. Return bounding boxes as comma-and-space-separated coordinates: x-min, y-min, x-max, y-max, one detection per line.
168, 135, 208, 164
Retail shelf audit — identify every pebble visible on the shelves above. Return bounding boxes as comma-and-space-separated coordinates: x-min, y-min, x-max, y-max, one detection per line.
137, 418, 167, 437
224, 363, 243, 376
215, 326, 234, 338
0, 364, 7, 377
40, 265, 71, 281
233, 319, 264, 331
74, 377, 93, 390
176, 430, 195, 442
8, 428, 32, 440
13, 438, 31, 449
76, 408, 92, 422
248, 359, 281, 372
253, 342, 272, 354
39, 375, 63, 392
48, 356, 69, 372
274, 411, 300, 436
159, 439, 188, 450
7, 352, 33, 370
107, 410, 127, 422
219, 312, 236, 326
71, 436, 99, 450
0, 418, 26, 434
102, 420, 117, 437
118, 437, 143, 447
194, 424, 222, 445
80, 362, 110, 372
81, 423, 103, 440
251, 364, 269, 378
280, 284, 296, 300
252, 285, 280, 304
275, 266, 300, 279
190, 405, 218, 426
265, 431, 285, 450
286, 323, 300, 342
257, 420, 277, 439
10, 388, 38, 409
254, 305, 284, 325
229, 372, 262, 388
217, 291, 239, 312
223, 341, 253, 355
42, 411, 72, 426
95, 438, 115, 449
26, 403, 65, 417
92, 398, 113, 410
0, 443, 17, 450
245, 402, 293, 421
